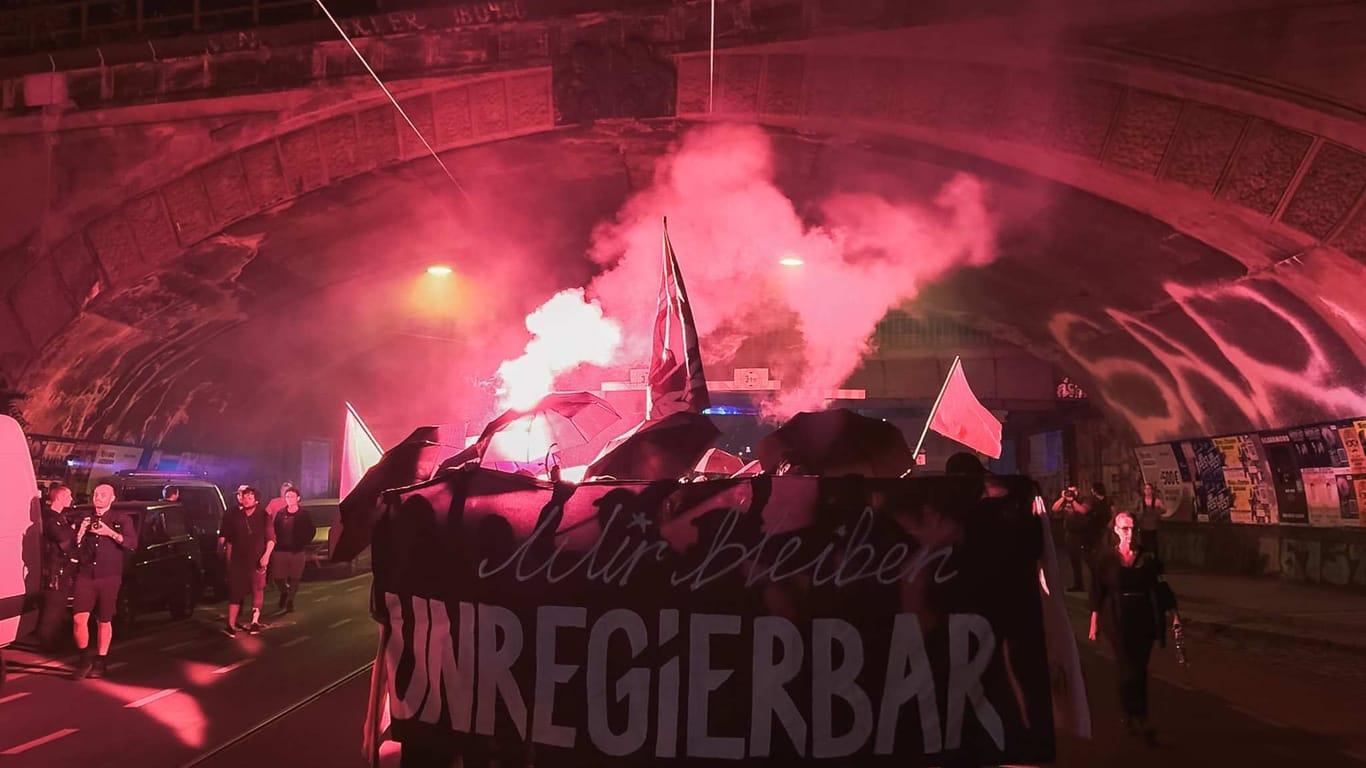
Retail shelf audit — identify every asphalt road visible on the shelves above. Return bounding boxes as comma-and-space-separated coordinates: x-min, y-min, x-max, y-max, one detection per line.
3, 578, 1364, 768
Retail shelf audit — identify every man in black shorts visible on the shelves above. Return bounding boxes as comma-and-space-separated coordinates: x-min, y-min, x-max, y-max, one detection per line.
220, 486, 275, 636
71, 482, 138, 680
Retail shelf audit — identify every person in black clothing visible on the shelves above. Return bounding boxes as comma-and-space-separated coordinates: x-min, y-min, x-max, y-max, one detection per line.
270, 488, 316, 613
1086, 481, 1114, 544
1052, 484, 1091, 591
1088, 511, 1181, 744
70, 483, 138, 680
220, 486, 276, 636
35, 483, 76, 650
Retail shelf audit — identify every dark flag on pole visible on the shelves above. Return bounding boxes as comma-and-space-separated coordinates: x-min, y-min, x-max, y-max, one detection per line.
646, 218, 710, 419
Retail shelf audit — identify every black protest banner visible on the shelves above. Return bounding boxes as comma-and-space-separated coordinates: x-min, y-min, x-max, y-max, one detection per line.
369, 470, 1054, 766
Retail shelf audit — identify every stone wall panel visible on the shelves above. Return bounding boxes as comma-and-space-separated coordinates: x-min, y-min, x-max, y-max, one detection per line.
758, 54, 804, 116
356, 105, 402, 166
239, 143, 290, 209
201, 155, 255, 222
1218, 120, 1313, 216
469, 79, 509, 136
161, 173, 217, 246
432, 86, 474, 146
1163, 105, 1245, 193
1281, 143, 1366, 239
1047, 81, 1122, 159
715, 54, 762, 114
86, 214, 145, 287
1105, 89, 1182, 176
11, 259, 77, 347
279, 128, 328, 194
318, 114, 363, 180
51, 235, 101, 306
123, 192, 179, 267
505, 71, 551, 130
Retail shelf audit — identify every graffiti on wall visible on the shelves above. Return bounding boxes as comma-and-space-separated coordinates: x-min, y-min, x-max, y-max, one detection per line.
1051, 278, 1366, 444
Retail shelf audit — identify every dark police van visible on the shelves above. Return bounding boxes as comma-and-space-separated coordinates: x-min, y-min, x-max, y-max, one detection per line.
66, 501, 204, 626
110, 471, 228, 600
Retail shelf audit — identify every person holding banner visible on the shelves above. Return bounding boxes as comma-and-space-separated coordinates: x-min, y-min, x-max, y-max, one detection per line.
1087, 511, 1180, 745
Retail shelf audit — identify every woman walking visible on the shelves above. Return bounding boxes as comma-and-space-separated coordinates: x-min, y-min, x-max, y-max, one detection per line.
1088, 511, 1180, 744
1138, 483, 1165, 555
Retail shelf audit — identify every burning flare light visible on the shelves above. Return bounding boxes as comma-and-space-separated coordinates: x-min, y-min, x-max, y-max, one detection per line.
495, 288, 622, 410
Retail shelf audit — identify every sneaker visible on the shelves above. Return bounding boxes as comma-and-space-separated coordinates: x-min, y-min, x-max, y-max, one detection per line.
247, 622, 263, 635
223, 624, 237, 638
285, 600, 295, 613
89, 658, 108, 679
71, 654, 93, 681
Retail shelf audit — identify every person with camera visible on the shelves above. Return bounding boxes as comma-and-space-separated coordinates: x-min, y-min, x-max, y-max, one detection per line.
70, 482, 138, 680
1052, 484, 1091, 591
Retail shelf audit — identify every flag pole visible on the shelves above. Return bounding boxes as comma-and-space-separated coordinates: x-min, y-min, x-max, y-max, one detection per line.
912, 355, 962, 462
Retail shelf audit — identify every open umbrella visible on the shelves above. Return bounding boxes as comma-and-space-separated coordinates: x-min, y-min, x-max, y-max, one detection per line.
476, 392, 620, 467
756, 408, 914, 477
586, 410, 720, 481
693, 447, 744, 476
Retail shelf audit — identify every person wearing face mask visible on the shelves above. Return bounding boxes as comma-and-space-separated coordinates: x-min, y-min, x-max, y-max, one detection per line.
1088, 511, 1181, 745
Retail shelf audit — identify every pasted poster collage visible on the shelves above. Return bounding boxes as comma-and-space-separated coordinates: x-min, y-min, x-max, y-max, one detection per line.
1136, 418, 1366, 528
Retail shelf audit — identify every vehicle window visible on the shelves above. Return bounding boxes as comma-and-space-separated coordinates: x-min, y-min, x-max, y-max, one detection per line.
179, 488, 224, 535
120, 486, 163, 503
163, 508, 189, 539
142, 512, 169, 546
307, 504, 341, 527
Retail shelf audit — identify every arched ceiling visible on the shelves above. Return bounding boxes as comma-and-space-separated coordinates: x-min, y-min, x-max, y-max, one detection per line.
3, 2, 1366, 454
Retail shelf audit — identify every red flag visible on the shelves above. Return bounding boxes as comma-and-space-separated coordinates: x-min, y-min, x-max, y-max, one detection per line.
646, 219, 710, 419
928, 358, 1002, 458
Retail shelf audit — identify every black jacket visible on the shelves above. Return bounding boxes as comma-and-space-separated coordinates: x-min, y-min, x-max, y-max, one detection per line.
273, 508, 317, 553
41, 505, 76, 586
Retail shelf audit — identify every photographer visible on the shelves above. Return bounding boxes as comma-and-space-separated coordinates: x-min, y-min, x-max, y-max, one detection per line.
1052, 484, 1091, 591
70, 483, 138, 680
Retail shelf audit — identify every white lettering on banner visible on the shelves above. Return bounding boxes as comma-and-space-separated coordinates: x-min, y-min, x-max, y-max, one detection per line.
476, 604, 527, 738
534, 606, 586, 747
421, 600, 475, 729
876, 613, 941, 753
382, 595, 1007, 758
812, 619, 873, 758
687, 614, 745, 758
750, 617, 806, 756
946, 614, 1004, 750
587, 609, 650, 755
479, 507, 957, 592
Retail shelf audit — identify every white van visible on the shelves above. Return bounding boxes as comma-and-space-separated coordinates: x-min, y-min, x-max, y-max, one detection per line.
0, 415, 39, 690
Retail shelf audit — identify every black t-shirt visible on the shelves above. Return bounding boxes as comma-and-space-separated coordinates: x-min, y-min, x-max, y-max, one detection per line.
222, 507, 275, 566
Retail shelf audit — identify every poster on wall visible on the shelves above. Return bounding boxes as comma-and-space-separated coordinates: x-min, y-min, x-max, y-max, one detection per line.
1260, 432, 1308, 525
1287, 425, 1344, 469
1134, 444, 1193, 521
1212, 435, 1278, 524
1340, 420, 1366, 473
1303, 467, 1345, 527
1180, 439, 1232, 523
85, 444, 145, 492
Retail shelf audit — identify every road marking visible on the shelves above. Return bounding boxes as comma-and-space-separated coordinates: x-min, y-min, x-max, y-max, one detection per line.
1, 728, 79, 755
282, 635, 311, 648
327, 618, 353, 629
0, 692, 32, 705
108, 661, 129, 671
126, 688, 180, 709
346, 583, 368, 592
315, 595, 333, 602
160, 640, 196, 652
212, 659, 254, 675
1229, 703, 1287, 728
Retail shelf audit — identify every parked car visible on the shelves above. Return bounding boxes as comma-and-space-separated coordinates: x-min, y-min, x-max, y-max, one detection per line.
66, 501, 204, 627
111, 471, 228, 600
299, 498, 371, 577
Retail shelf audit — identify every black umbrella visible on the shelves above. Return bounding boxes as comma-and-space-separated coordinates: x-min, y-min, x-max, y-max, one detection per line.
756, 408, 914, 477
334, 424, 460, 562
585, 410, 720, 481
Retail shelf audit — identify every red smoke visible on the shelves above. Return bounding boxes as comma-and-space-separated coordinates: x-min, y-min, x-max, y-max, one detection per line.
581, 124, 999, 418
